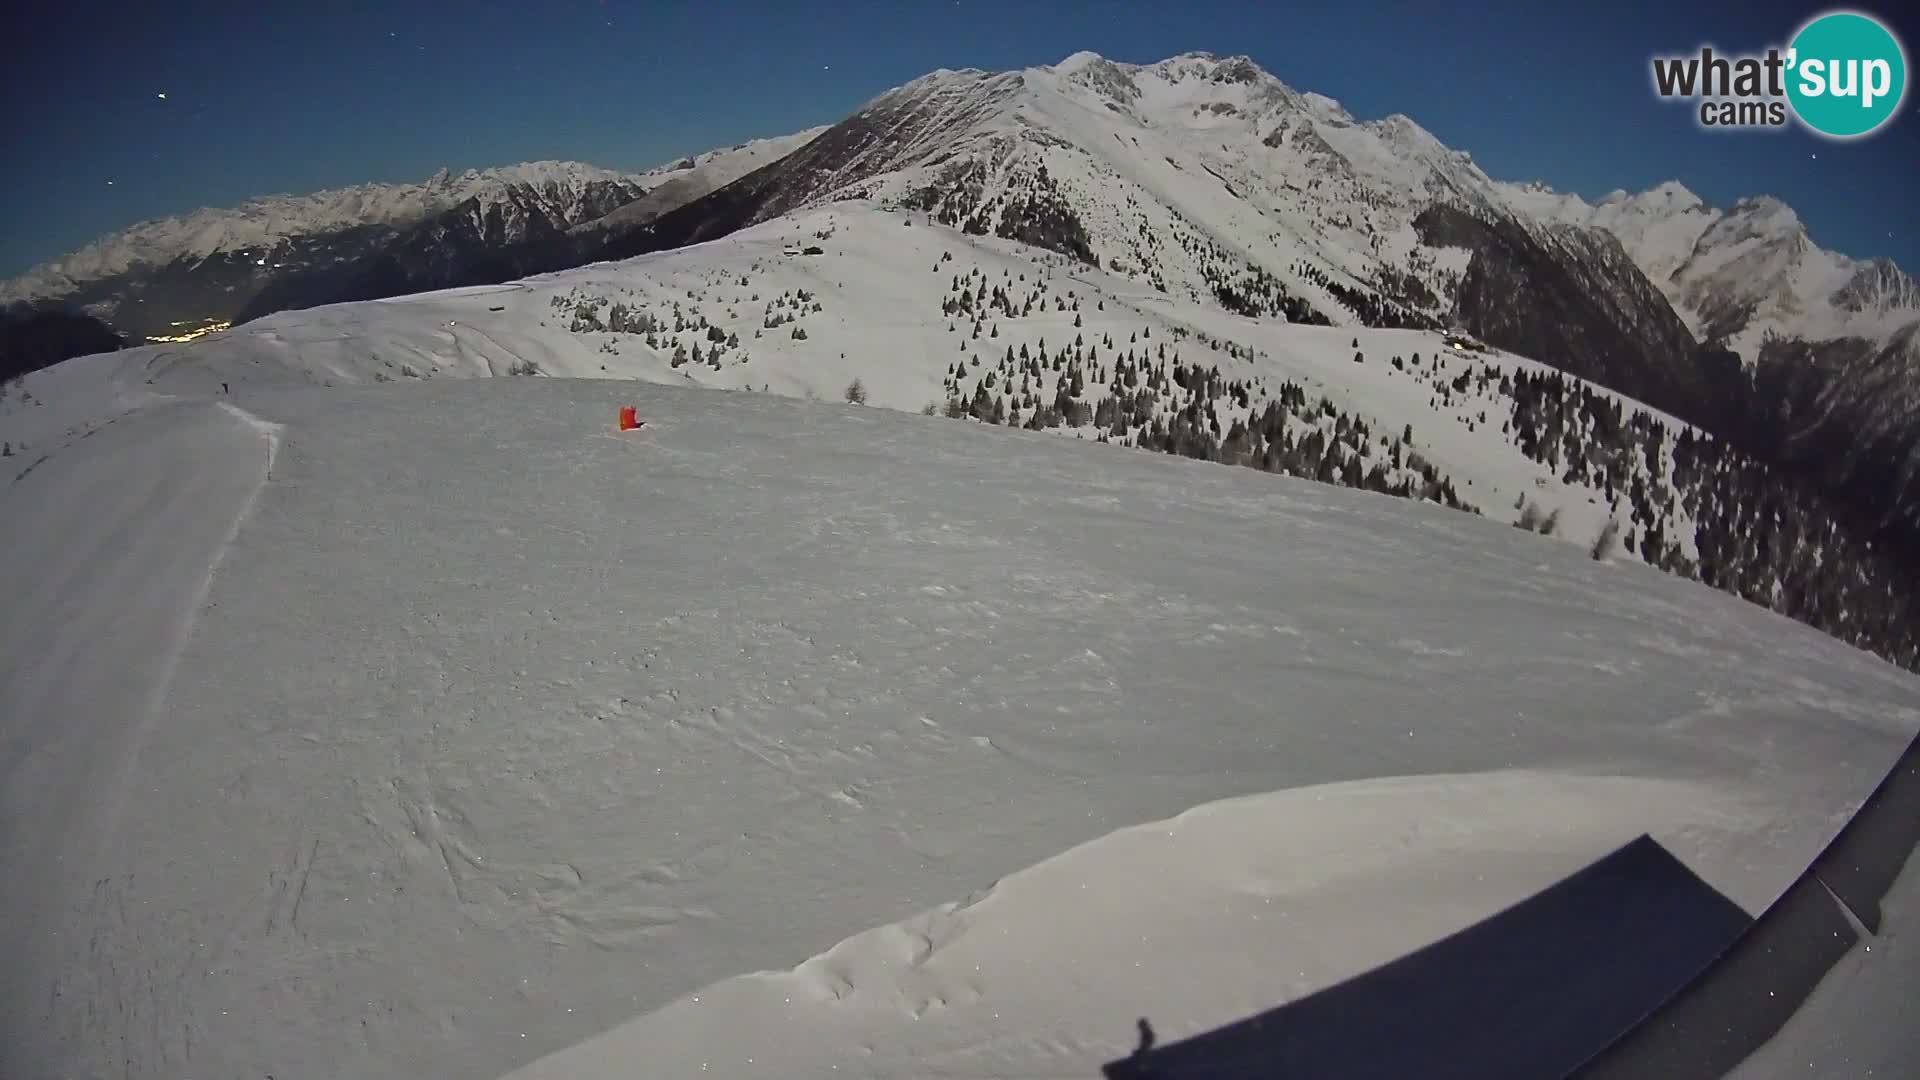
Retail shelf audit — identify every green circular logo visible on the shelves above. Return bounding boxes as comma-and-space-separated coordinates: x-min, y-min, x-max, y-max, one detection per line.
1786, 11, 1907, 138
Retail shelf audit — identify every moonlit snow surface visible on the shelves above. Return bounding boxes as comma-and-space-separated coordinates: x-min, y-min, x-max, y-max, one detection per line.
3, 374, 1916, 1079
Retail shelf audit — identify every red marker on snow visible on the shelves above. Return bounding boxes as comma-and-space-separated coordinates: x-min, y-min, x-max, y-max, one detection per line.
617, 405, 642, 431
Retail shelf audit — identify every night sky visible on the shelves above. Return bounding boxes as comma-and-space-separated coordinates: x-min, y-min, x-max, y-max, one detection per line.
4, 0, 1915, 277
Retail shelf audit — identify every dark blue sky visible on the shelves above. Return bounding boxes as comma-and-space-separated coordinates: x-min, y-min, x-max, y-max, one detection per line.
5, 0, 1915, 277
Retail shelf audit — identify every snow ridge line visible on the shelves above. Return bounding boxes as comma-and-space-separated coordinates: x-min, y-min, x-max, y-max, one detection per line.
97, 402, 282, 841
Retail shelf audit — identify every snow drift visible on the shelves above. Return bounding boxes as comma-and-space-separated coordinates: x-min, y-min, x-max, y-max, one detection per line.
505, 771, 1753, 1080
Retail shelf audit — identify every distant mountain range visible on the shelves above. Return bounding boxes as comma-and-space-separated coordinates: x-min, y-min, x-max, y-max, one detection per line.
0, 132, 822, 343
4, 51, 1915, 551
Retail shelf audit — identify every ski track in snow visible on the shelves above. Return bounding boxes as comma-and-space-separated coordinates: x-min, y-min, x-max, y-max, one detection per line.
98, 401, 283, 843
2, 373, 1916, 1080
0, 398, 281, 1078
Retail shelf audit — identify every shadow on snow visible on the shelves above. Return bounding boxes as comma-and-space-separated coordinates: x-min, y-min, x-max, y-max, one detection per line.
1106, 730, 1920, 1079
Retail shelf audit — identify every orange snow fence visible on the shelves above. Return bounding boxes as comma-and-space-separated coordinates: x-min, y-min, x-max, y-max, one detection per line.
617, 405, 640, 431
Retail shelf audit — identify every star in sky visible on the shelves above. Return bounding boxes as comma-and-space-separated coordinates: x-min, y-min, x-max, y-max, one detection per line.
156, 92, 167, 100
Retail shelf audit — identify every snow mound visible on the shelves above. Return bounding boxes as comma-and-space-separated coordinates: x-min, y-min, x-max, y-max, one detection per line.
506, 769, 1750, 1080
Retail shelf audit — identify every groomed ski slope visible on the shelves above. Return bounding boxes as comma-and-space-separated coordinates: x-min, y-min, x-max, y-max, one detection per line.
2, 373, 1916, 1079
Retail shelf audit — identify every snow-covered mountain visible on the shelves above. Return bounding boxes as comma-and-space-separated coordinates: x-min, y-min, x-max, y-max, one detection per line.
571, 128, 829, 235
7, 50, 1916, 596
13, 52, 1907, 376
6, 48, 1917, 593
630, 51, 1917, 373
579, 50, 1913, 561
0, 133, 823, 341
610, 52, 1717, 415
1503, 179, 1920, 358
1499, 178, 1920, 543
13, 52, 1909, 437
1, 162, 647, 311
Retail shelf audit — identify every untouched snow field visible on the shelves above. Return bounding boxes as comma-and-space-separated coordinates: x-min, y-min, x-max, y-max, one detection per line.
3, 372, 1917, 1079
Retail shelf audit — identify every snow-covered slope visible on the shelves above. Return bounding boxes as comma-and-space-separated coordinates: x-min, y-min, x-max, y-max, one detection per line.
607, 50, 1739, 437
594, 50, 1908, 474
1, 207, 1697, 569
14, 198, 1918, 669
506, 773, 1756, 1080
581, 50, 1917, 641
572, 127, 828, 234
633, 129, 830, 188
4, 367, 1916, 1080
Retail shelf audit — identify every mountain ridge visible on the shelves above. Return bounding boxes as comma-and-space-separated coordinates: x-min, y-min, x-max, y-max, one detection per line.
704, 50, 1914, 556
6, 53, 1906, 361
1500, 177, 1917, 357
7, 50, 1917, 558
0, 131, 827, 341
2, 160, 646, 301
